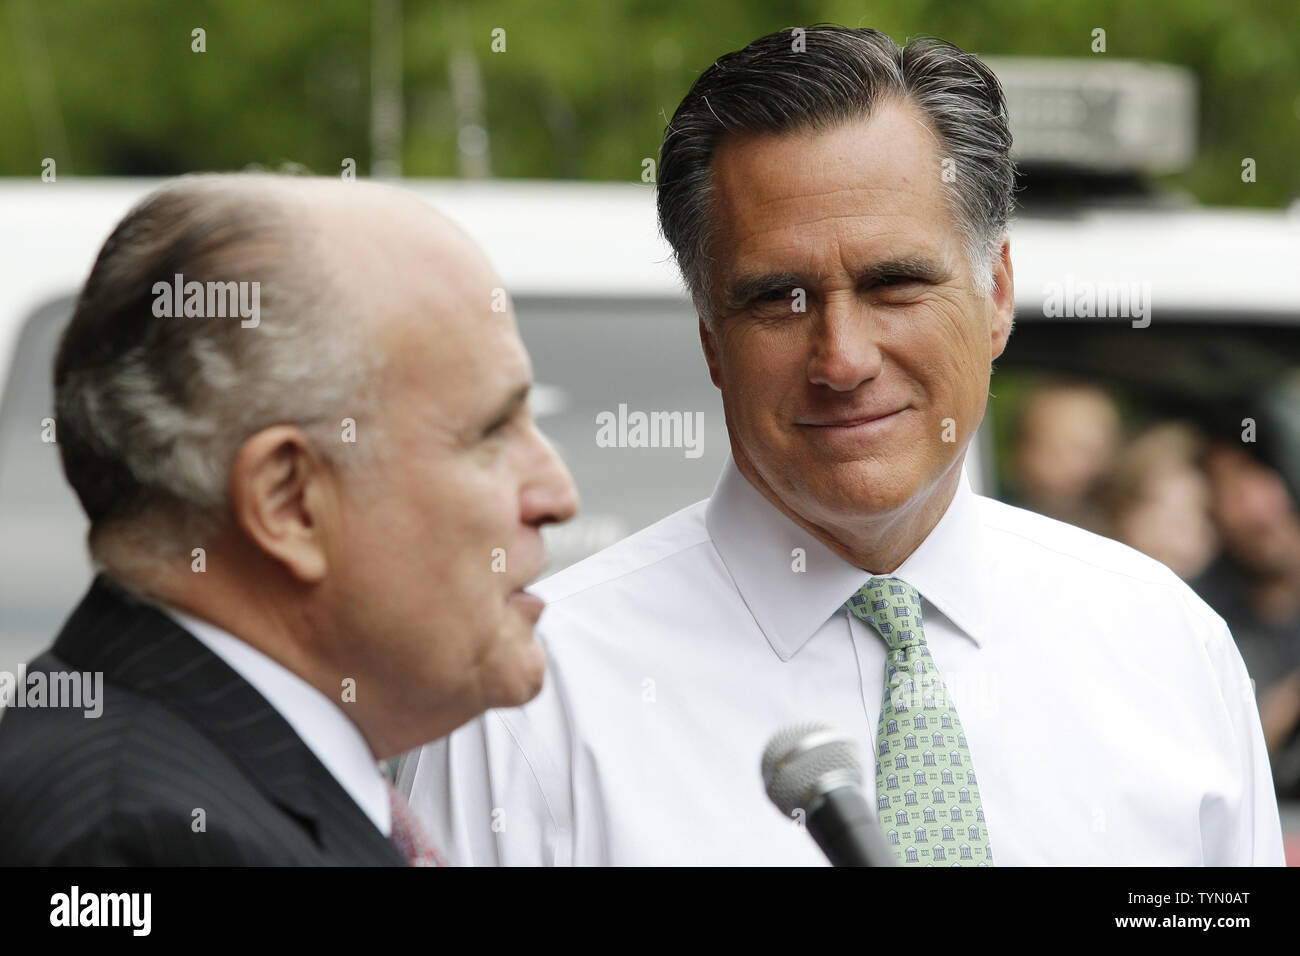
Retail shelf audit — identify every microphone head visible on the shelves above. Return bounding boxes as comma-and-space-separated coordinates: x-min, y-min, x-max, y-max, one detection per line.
762, 721, 865, 817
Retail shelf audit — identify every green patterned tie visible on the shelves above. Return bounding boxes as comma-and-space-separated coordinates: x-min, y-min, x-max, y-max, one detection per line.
845, 577, 994, 867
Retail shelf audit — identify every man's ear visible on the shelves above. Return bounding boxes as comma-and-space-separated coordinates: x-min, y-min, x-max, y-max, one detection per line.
699, 315, 723, 389
989, 236, 1015, 362
229, 425, 332, 583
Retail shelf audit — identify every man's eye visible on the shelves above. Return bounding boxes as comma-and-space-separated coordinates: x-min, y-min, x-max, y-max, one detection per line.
755, 287, 793, 303
875, 277, 928, 299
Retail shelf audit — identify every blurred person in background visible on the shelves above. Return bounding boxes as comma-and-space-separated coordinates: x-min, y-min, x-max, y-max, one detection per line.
1098, 422, 1218, 581
1192, 442, 1300, 798
0, 174, 578, 864
1006, 380, 1121, 533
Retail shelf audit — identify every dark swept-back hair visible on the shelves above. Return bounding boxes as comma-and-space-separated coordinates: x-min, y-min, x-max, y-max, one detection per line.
656, 26, 1015, 317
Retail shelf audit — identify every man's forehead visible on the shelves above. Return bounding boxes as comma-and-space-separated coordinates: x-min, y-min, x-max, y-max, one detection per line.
371, 304, 530, 435
708, 102, 952, 265
376, 283, 521, 364
712, 100, 941, 202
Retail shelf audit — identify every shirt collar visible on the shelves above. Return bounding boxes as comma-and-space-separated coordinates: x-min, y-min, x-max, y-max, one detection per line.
705, 455, 991, 660
157, 605, 392, 837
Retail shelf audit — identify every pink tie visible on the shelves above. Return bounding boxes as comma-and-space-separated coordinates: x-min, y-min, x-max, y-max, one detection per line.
386, 779, 449, 867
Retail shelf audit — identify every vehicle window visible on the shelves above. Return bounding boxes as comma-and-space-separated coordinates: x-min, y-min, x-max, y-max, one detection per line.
514, 296, 727, 569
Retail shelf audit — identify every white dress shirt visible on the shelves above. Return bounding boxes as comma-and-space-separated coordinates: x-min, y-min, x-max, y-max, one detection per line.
162, 606, 391, 837
400, 456, 1285, 865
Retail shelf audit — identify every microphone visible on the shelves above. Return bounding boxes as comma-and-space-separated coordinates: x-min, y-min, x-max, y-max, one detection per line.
761, 721, 898, 867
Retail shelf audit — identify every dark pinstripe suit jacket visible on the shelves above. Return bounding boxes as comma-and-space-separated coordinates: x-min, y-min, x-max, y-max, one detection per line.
0, 575, 406, 865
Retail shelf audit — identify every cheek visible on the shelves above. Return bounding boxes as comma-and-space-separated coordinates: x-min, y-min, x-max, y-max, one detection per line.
916, 314, 989, 399
722, 329, 806, 409
955, 311, 995, 378
431, 485, 515, 586
348, 459, 493, 586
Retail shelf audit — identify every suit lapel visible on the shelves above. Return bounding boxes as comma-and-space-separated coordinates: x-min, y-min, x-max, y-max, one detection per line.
52, 575, 406, 865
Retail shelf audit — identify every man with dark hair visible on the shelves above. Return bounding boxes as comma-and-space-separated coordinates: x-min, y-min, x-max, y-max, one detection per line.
0, 175, 578, 864
404, 26, 1283, 865
1192, 442, 1300, 799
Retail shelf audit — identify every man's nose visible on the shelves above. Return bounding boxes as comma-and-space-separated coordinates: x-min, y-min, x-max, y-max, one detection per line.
522, 425, 580, 528
806, 296, 883, 391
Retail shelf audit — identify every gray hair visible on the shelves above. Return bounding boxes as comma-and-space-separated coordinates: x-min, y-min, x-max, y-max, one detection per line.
54, 174, 383, 581
656, 26, 1016, 319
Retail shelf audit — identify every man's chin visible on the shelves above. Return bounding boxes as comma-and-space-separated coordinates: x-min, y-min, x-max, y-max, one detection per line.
486, 641, 547, 708
792, 468, 916, 517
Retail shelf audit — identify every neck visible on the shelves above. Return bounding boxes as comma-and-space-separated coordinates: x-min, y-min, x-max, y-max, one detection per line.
133, 546, 489, 762
136, 545, 388, 758
732, 447, 963, 574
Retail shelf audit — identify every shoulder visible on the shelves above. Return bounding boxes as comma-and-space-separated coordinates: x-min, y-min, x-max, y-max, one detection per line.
0, 657, 268, 864
535, 498, 713, 605
979, 494, 1186, 585
976, 494, 1230, 637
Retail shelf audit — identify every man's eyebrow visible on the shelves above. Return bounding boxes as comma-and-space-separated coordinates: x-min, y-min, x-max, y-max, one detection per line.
483, 382, 531, 431
856, 256, 951, 285
724, 272, 807, 309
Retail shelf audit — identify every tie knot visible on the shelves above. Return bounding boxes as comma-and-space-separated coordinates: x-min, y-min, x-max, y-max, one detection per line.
845, 576, 925, 650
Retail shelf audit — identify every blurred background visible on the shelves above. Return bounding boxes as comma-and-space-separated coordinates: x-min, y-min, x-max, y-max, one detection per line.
2, 0, 1299, 857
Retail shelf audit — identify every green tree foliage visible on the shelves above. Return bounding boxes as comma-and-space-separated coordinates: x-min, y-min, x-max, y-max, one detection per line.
1, 0, 1295, 206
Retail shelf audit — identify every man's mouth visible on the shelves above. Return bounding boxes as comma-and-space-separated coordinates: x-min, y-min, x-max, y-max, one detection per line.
797, 406, 908, 428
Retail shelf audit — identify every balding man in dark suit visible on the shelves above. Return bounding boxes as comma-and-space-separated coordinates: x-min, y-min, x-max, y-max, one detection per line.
0, 174, 577, 864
